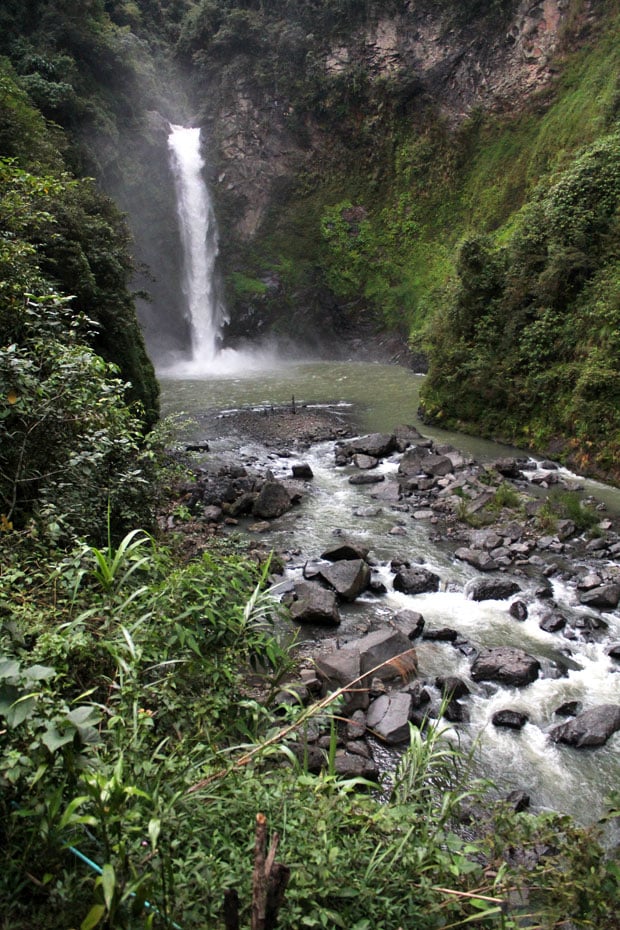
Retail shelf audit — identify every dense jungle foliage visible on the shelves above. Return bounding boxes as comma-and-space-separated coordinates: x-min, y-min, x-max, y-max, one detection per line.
1, 2, 620, 928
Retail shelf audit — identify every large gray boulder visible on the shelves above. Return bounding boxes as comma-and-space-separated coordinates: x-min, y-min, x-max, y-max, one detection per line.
465, 577, 521, 601
340, 433, 399, 460
393, 567, 440, 595
549, 704, 620, 748
318, 559, 371, 601
455, 548, 498, 572
367, 693, 413, 744
358, 629, 417, 682
471, 648, 540, 687
321, 540, 370, 562
289, 581, 341, 626
579, 584, 620, 611
253, 481, 292, 519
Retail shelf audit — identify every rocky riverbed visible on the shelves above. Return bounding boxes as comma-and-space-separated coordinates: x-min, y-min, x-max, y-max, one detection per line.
162, 404, 620, 815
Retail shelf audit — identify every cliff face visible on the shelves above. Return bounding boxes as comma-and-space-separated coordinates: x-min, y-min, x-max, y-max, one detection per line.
202, 0, 585, 241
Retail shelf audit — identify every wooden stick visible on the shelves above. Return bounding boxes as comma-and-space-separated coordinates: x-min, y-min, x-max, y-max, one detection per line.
251, 813, 268, 930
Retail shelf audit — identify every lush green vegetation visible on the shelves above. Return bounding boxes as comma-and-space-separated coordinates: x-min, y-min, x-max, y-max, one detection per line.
2, 521, 619, 930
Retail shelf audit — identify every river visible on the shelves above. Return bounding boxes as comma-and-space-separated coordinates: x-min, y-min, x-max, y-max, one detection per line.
159, 358, 620, 826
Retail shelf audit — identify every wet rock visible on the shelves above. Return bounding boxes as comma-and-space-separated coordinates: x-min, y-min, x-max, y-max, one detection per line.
539, 612, 567, 633
422, 627, 458, 642
349, 472, 385, 485
509, 599, 528, 621
289, 581, 341, 626
228, 491, 258, 516
579, 584, 620, 610
321, 540, 370, 562
253, 481, 293, 519
444, 699, 468, 722
392, 609, 425, 639
549, 704, 620, 748
292, 463, 313, 479
435, 676, 470, 700
465, 577, 521, 601
367, 692, 413, 744
346, 710, 367, 740
353, 453, 379, 470
334, 751, 379, 780
492, 709, 529, 729
492, 458, 523, 478
471, 648, 541, 687
393, 567, 440, 595
608, 644, 620, 661
318, 559, 371, 602
339, 433, 398, 460
505, 790, 530, 812
554, 701, 582, 717
203, 505, 223, 522
358, 629, 418, 682
401, 680, 431, 708
454, 548, 498, 572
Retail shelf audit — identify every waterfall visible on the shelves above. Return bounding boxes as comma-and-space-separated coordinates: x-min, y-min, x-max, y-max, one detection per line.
167, 125, 223, 367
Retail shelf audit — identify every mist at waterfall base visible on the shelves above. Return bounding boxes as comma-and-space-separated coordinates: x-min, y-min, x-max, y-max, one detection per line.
160, 125, 283, 379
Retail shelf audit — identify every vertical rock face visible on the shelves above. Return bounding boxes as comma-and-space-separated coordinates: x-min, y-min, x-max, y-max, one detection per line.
203, 0, 578, 241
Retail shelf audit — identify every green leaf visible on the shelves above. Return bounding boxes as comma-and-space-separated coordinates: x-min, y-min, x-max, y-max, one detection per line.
148, 817, 161, 850
101, 863, 115, 911
81, 903, 105, 930
41, 725, 75, 753
0, 659, 20, 679
59, 796, 92, 830
23, 664, 55, 681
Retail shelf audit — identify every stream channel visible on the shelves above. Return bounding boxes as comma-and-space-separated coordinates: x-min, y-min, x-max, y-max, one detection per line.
160, 358, 620, 826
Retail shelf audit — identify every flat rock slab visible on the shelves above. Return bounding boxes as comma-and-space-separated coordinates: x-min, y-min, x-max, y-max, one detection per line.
465, 577, 521, 601
367, 692, 413, 744
289, 581, 341, 626
318, 558, 371, 601
549, 704, 620, 748
471, 647, 541, 687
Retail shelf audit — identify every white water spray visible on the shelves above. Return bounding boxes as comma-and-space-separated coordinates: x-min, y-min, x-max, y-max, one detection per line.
167, 125, 223, 367
164, 124, 279, 378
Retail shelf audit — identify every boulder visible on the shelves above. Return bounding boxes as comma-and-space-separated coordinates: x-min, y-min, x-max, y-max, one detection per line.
539, 612, 567, 633
392, 609, 425, 639
435, 676, 470, 700
334, 751, 379, 780
289, 582, 341, 626
492, 458, 523, 478
579, 584, 620, 610
253, 481, 292, 519
340, 433, 398, 459
315, 648, 360, 691
349, 473, 385, 485
367, 693, 413, 744
422, 627, 458, 641
291, 463, 313, 479
321, 540, 370, 562
509, 600, 528, 621
455, 548, 498, 572
393, 567, 440, 595
492, 710, 529, 729
358, 629, 417, 682
318, 559, 371, 601
471, 648, 541, 687
465, 577, 521, 601
549, 704, 620, 748
353, 453, 379, 470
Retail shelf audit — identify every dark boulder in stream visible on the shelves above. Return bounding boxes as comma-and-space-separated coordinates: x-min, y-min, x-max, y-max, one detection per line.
465, 577, 521, 601
317, 559, 371, 602
253, 480, 293, 519
549, 704, 620, 748
578, 583, 620, 610
471, 648, 541, 687
393, 567, 440, 595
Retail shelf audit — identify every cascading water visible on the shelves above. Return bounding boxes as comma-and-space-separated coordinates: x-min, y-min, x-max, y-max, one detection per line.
167, 125, 224, 369
164, 124, 277, 378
